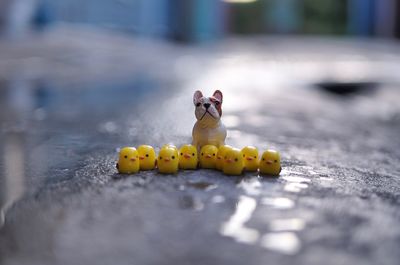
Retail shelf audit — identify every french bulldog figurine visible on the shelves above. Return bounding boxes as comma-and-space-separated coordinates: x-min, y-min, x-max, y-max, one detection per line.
192, 90, 227, 150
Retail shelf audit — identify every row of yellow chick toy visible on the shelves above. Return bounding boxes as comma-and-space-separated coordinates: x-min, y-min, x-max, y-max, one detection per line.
117, 144, 281, 176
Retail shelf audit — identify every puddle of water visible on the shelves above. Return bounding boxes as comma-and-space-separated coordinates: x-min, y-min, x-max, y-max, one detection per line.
261, 197, 294, 209
0, 210, 4, 227
220, 195, 259, 244
1, 133, 26, 228
284, 183, 309, 193
260, 232, 301, 255
237, 178, 262, 196
318, 176, 334, 187
186, 181, 218, 191
281, 175, 311, 193
269, 218, 305, 231
319, 177, 333, 181
282, 176, 311, 183
211, 195, 225, 204
280, 169, 304, 176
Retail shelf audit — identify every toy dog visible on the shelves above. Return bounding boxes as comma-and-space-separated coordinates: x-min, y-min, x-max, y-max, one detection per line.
192, 90, 227, 150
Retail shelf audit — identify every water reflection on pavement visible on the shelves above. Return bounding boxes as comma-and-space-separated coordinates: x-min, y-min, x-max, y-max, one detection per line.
1, 31, 400, 265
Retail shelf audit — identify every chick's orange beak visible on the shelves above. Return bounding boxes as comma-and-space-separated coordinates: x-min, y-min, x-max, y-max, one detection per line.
206, 154, 212, 158
246, 157, 254, 161
265, 160, 273, 165
164, 158, 171, 162
184, 153, 191, 159
130, 158, 136, 162
139, 156, 145, 160
225, 159, 232, 163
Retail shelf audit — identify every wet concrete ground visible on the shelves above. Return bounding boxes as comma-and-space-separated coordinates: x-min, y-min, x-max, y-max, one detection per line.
1, 27, 400, 265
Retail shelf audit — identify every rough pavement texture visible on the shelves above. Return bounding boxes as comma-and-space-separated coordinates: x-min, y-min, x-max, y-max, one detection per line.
0, 27, 400, 265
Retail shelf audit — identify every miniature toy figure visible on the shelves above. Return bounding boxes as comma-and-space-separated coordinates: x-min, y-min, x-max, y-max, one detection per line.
157, 145, 179, 174
259, 150, 281, 176
199, 144, 218, 169
116, 147, 139, 174
179, 144, 198, 170
137, 145, 156, 170
216, 145, 233, 171
192, 90, 227, 150
242, 146, 259, 172
223, 148, 244, 176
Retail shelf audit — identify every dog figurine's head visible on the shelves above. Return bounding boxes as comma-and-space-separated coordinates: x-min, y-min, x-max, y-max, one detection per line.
193, 90, 223, 125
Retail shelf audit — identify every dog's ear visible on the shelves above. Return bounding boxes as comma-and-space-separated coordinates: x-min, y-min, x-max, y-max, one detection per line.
213, 90, 223, 103
193, 90, 203, 105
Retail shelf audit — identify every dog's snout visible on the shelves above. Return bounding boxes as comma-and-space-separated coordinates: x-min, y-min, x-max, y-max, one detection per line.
203, 103, 211, 109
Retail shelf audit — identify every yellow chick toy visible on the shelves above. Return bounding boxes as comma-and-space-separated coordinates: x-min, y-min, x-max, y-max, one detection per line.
259, 149, 281, 176
199, 145, 218, 169
137, 145, 156, 170
223, 148, 244, 176
216, 145, 233, 171
242, 146, 259, 172
179, 144, 198, 170
116, 147, 139, 174
157, 145, 179, 174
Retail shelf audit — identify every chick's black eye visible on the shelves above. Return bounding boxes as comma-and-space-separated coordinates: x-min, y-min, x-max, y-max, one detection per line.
235, 158, 238, 162
254, 156, 257, 159
146, 154, 149, 157
124, 155, 128, 159
213, 153, 215, 156
180, 153, 183, 155
262, 158, 265, 161
196, 103, 201, 107
159, 157, 162, 160
201, 153, 204, 156
172, 156, 175, 159
243, 154, 245, 157
192, 153, 195, 156
274, 160, 277, 163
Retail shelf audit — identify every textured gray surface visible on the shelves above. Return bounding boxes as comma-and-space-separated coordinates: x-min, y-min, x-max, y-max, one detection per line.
0, 28, 400, 265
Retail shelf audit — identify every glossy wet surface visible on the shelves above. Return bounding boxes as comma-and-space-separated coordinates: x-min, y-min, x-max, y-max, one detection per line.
1, 28, 400, 265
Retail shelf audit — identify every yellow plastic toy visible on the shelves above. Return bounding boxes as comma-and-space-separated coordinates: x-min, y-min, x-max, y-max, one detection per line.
259, 149, 281, 176
116, 147, 139, 174
199, 144, 218, 169
137, 145, 156, 170
223, 148, 244, 175
216, 145, 233, 171
179, 144, 198, 170
242, 146, 259, 172
157, 145, 179, 174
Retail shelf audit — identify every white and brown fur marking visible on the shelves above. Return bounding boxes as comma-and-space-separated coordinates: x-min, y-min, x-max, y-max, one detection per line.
192, 90, 227, 150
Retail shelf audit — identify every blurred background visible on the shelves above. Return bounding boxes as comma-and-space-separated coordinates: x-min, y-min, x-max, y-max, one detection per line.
1, 2, 400, 264
1, 0, 400, 41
